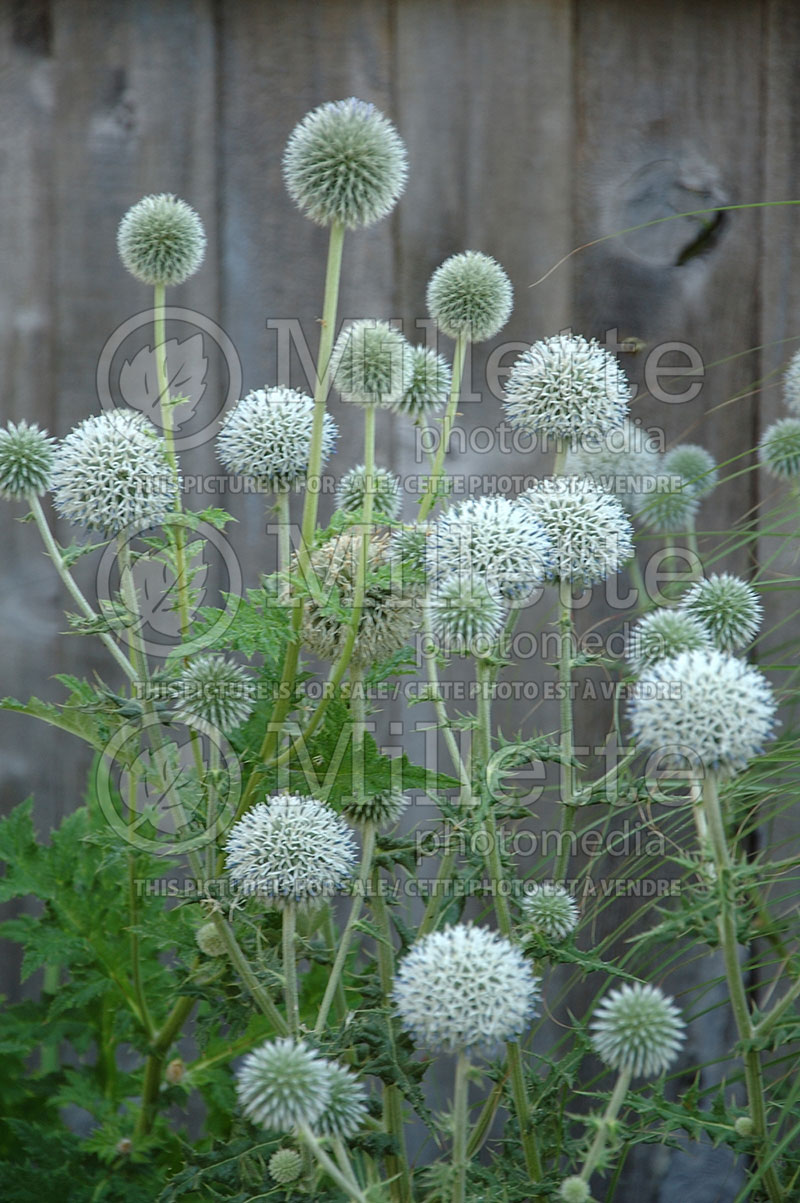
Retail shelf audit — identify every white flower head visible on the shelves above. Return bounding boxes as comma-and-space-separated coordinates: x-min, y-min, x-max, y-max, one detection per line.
216, 387, 337, 491
0, 420, 55, 500
195, 921, 227, 958
518, 475, 634, 584
311, 1063, 369, 1140
521, 883, 579, 942
628, 649, 777, 776
663, 444, 718, 499
503, 334, 631, 442
117, 193, 206, 286
426, 251, 513, 343
393, 346, 452, 418
782, 346, 800, 415
51, 410, 178, 536
283, 98, 407, 229
759, 418, 800, 479
626, 609, 713, 675
426, 496, 552, 601
636, 473, 700, 534
565, 419, 662, 515
330, 320, 413, 409
336, 464, 402, 520
172, 654, 255, 732
237, 1038, 331, 1131
393, 924, 540, 1053
428, 573, 505, 656
225, 793, 357, 908
559, 1178, 590, 1203
681, 573, 762, 651
591, 982, 685, 1077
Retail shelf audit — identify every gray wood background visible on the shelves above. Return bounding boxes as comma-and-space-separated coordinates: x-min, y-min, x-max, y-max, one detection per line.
2, 2, 799, 1198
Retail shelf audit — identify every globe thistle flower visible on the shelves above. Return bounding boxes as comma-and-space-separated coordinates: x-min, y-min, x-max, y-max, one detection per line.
225, 793, 357, 908
269, 1147, 303, 1185
237, 1038, 331, 1131
311, 1063, 368, 1140
559, 1179, 591, 1203
172, 654, 255, 732
628, 649, 777, 776
117, 193, 206, 286
518, 476, 634, 584
503, 334, 631, 442
681, 573, 762, 651
195, 921, 227, 958
391, 522, 431, 576
427, 573, 505, 655
393, 924, 539, 1053
520, 883, 579, 942
165, 1058, 185, 1085
565, 419, 662, 515
393, 346, 452, 418
636, 473, 700, 534
425, 496, 552, 600
734, 1116, 755, 1138
590, 982, 685, 1078
663, 443, 718, 499
216, 387, 337, 492
342, 788, 409, 829
0, 420, 55, 499
336, 464, 402, 520
329, 320, 413, 409
294, 530, 423, 669
283, 98, 407, 229
759, 417, 800, 479
51, 410, 178, 536
782, 346, 800, 415
626, 609, 713, 675
426, 251, 513, 343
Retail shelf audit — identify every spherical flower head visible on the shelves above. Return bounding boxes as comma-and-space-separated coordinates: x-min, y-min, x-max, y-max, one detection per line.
330, 320, 413, 409
503, 334, 631, 442
217, 387, 337, 491
237, 1038, 331, 1131
391, 522, 431, 577
310, 1063, 368, 1140
681, 573, 762, 651
591, 981, 685, 1077
342, 788, 409, 828
51, 410, 178, 536
663, 444, 718, 499
759, 417, 800, 479
195, 921, 227, 958
782, 346, 800, 415
428, 573, 505, 655
626, 609, 713, 675
336, 464, 402, 520
269, 1147, 303, 1185
172, 654, 255, 732
636, 473, 700, 534
559, 1178, 591, 1203
294, 530, 423, 669
283, 98, 407, 229
565, 419, 663, 515
734, 1116, 754, 1138
224, 793, 357, 908
117, 193, 205, 286
0, 420, 55, 499
518, 476, 634, 585
426, 251, 512, 343
426, 496, 552, 601
393, 924, 539, 1053
520, 883, 579, 942
628, 649, 777, 776
393, 346, 452, 418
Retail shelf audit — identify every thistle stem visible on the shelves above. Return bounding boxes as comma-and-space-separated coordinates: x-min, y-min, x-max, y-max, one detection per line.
451, 1049, 471, 1203
554, 580, 576, 882
275, 486, 292, 578
419, 332, 467, 521
700, 773, 784, 1203
297, 1121, 369, 1203
577, 1066, 632, 1184
208, 911, 289, 1036
282, 901, 299, 1035
314, 822, 376, 1035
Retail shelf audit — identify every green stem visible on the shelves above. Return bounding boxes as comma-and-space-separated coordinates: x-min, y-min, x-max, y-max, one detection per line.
275, 487, 292, 578
321, 905, 348, 1022
451, 1049, 471, 1203
136, 993, 196, 1137
507, 1042, 543, 1183
297, 1121, 369, 1203
419, 332, 468, 521
552, 437, 568, 477
554, 580, 576, 882
208, 911, 289, 1036
701, 773, 784, 1203
315, 823, 376, 1035
754, 974, 800, 1042
282, 901, 299, 1035
577, 1067, 632, 1183
29, 495, 136, 681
